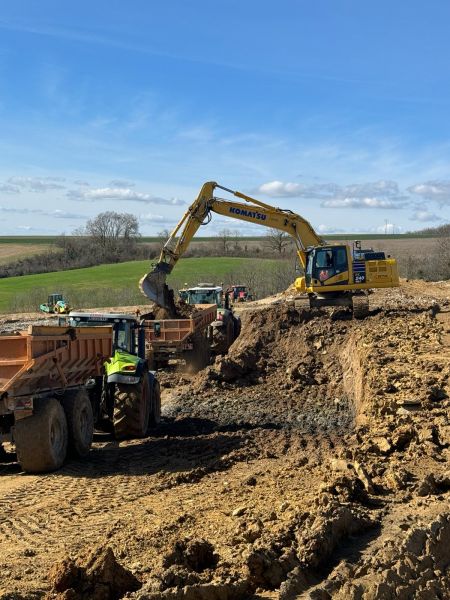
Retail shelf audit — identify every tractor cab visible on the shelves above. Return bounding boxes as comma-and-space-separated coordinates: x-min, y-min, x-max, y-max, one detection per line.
66, 312, 142, 357
179, 285, 225, 308
49, 293, 64, 305
40, 292, 71, 314
228, 285, 250, 303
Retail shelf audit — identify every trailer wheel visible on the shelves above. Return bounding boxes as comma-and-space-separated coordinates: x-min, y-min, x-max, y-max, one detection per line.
15, 398, 68, 473
62, 389, 94, 458
186, 332, 210, 371
113, 374, 150, 439
149, 378, 161, 427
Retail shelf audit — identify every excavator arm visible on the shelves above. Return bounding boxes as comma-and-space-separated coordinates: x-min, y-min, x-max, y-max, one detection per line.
140, 181, 324, 306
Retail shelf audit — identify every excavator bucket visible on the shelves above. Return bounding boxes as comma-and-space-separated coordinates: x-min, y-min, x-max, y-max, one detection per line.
139, 263, 172, 308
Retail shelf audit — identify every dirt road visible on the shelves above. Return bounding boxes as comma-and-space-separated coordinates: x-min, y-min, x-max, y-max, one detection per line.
0, 280, 448, 599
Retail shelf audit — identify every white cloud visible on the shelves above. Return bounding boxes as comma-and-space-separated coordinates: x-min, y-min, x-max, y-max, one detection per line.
257, 179, 407, 209
0, 206, 86, 219
258, 180, 311, 197
321, 197, 405, 209
67, 187, 185, 206
51, 209, 86, 219
8, 176, 66, 192
108, 179, 135, 188
0, 206, 42, 214
317, 224, 346, 233
408, 180, 450, 207
410, 210, 442, 222
139, 213, 166, 223
0, 183, 20, 193
375, 223, 404, 234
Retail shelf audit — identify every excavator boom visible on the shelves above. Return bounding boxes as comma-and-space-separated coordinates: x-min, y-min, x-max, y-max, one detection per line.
140, 181, 399, 314
139, 181, 323, 306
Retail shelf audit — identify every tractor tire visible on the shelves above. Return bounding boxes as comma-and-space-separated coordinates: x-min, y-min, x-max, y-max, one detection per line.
149, 378, 161, 427
62, 389, 94, 458
14, 398, 68, 473
113, 374, 150, 440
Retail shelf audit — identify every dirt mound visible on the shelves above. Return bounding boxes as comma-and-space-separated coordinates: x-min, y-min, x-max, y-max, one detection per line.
47, 546, 141, 599
298, 512, 450, 599
169, 304, 357, 430
141, 300, 196, 321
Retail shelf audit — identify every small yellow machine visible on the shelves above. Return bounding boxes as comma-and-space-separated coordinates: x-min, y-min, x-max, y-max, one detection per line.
140, 182, 399, 317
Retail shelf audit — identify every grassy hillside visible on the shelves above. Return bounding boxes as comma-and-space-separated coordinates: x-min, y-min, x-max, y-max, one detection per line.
0, 257, 283, 313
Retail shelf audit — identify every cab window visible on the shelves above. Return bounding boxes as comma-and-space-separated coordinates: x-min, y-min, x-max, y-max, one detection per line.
116, 322, 131, 352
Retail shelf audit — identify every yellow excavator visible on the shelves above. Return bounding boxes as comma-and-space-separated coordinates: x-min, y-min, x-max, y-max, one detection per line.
140, 182, 399, 317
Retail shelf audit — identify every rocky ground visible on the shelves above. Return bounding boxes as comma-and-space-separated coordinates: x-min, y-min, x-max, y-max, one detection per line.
0, 280, 448, 599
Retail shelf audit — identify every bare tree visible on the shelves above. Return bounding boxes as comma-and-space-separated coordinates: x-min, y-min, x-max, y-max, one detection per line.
85, 212, 140, 258
232, 230, 241, 253
265, 228, 291, 255
217, 228, 232, 255
157, 228, 170, 241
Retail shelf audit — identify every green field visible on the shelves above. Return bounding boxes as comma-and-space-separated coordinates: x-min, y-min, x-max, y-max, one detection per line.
0, 257, 283, 313
0, 232, 439, 246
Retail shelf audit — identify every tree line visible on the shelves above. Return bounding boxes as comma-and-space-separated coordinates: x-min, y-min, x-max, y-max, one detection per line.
0, 214, 293, 279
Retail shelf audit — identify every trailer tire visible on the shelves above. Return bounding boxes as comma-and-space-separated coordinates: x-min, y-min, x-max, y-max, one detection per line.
113, 374, 150, 440
149, 378, 161, 427
186, 332, 210, 371
15, 398, 68, 473
62, 389, 94, 458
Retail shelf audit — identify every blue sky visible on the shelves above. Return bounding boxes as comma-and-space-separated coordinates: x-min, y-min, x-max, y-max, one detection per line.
0, 0, 449, 235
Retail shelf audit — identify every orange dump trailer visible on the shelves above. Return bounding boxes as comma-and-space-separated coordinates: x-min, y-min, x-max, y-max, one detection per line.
0, 325, 113, 473
141, 303, 217, 369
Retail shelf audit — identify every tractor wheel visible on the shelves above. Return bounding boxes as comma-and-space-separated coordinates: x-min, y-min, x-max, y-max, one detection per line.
149, 378, 161, 427
15, 398, 68, 473
113, 374, 150, 440
62, 389, 94, 458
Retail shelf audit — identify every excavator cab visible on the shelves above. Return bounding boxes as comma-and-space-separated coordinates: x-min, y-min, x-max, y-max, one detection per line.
305, 246, 349, 287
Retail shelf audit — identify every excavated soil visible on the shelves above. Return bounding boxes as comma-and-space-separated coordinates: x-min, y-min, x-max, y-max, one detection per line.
0, 280, 449, 599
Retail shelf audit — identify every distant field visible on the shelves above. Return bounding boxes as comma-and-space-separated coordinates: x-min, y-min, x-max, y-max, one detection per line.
0, 257, 282, 313
0, 243, 52, 265
0, 232, 440, 245
0, 236, 56, 244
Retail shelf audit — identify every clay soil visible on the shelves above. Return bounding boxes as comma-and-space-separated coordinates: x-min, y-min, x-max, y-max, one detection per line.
0, 280, 449, 600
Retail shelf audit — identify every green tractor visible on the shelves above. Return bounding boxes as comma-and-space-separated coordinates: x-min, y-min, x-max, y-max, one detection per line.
178, 284, 241, 354
65, 312, 160, 439
40, 293, 71, 314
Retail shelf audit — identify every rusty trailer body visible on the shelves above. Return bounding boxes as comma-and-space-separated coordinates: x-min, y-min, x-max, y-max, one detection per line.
141, 303, 216, 368
0, 325, 112, 415
0, 325, 113, 473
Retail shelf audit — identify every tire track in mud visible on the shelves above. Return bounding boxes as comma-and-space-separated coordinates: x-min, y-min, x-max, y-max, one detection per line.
0, 430, 249, 558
